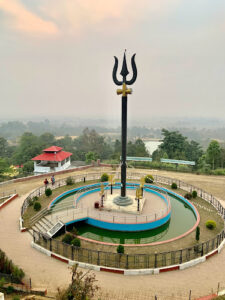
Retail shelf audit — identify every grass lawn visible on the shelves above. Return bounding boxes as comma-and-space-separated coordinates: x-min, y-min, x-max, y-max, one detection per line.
22, 179, 98, 227
41, 180, 225, 256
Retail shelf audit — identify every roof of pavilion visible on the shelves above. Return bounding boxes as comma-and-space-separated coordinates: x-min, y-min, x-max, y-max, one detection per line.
32, 146, 72, 162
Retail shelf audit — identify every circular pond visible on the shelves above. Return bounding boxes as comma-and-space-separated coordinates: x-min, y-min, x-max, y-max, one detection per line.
49, 183, 199, 245
67, 193, 198, 245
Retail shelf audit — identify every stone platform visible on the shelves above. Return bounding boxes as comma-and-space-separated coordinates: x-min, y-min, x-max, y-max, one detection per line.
103, 193, 146, 215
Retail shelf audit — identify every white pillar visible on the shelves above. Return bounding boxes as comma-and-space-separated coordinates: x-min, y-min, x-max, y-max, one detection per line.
0, 292, 4, 300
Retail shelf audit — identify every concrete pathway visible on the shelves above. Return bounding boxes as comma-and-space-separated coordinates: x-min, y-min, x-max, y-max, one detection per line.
0, 169, 225, 299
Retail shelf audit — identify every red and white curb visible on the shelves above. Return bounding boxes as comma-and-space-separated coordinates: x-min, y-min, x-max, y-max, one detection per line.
31, 239, 225, 275
0, 194, 18, 210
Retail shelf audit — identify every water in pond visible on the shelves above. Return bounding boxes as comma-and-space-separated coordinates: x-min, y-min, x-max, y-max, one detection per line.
68, 194, 197, 244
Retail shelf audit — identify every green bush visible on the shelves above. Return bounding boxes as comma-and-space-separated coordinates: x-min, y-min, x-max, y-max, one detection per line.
0, 278, 5, 287
206, 220, 216, 230
144, 174, 154, 183
12, 266, 25, 280
71, 238, 81, 248
212, 168, 225, 176
6, 286, 14, 294
45, 188, 52, 197
171, 182, 177, 189
184, 193, 192, 200
192, 190, 197, 198
100, 173, 109, 182
117, 245, 124, 254
196, 226, 200, 241
13, 296, 20, 300
71, 227, 79, 236
66, 176, 74, 185
33, 202, 41, 211
62, 234, 73, 244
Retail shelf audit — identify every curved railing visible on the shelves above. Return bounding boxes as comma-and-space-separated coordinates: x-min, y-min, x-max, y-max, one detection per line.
22, 170, 225, 269
21, 171, 225, 221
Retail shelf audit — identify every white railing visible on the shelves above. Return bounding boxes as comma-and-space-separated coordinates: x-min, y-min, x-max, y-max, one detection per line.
49, 204, 170, 225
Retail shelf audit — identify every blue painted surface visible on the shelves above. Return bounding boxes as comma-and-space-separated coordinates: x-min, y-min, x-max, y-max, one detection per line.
53, 181, 197, 232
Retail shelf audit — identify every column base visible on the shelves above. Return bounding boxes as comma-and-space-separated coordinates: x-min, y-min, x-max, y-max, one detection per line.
113, 195, 133, 206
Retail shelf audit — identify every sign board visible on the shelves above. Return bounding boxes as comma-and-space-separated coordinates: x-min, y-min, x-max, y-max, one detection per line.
160, 158, 195, 166
120, 156, 152, 162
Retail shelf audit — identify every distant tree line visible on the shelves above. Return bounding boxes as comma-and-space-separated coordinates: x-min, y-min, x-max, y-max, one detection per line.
0, 128, 225, 181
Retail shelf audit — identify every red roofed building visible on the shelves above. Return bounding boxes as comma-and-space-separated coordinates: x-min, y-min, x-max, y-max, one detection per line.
32, 146, 72, 174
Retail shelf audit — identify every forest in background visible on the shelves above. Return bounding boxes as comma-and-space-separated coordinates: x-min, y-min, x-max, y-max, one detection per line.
1, 120, 225, 149
0, 126, 225, 182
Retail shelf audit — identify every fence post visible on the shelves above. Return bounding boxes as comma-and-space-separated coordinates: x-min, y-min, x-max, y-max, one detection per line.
97, 251, 100, 265
189, 290, 191, 300
126, 254, 129, 269
179, 250, 182, 264
30, 278, 32, 289
154, 252, 157, 268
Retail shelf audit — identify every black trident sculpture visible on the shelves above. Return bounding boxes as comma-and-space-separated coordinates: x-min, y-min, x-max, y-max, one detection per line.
112, 50, 137, 206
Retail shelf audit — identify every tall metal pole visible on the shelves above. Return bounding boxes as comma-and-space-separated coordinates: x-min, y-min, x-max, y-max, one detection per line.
112, 51, 137, 205
121, 96, 127, 197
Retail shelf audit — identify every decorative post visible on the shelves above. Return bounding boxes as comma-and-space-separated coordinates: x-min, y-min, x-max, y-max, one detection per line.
112, 50, 137, 206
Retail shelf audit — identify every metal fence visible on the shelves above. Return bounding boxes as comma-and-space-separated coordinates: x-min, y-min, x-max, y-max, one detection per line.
24, 171, 225, 269
0, 189, 16, 199
21, 171, 225, 221
33, 229, 225, 269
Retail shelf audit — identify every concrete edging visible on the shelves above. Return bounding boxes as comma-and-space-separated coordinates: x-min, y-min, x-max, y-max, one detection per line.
31, 241, 224, 275
0, 194, 18, 210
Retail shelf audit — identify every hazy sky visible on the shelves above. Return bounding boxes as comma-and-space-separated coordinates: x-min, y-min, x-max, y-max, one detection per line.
0, 0, 225, 122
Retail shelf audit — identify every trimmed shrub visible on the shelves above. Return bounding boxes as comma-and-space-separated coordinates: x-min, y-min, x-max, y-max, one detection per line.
62, 234, 73, 244
71, 238, 81, 248
13, 297, 20, 300
206, 220, 216, 230
184, 193, 192, 200
196, 226, 200, 241
144, 174, 154, 184
33, 202, 41, 211
171, 182, 177, 189
45, 188, 52, 197
192, 190, 197, 198
100, 173, 109, 182
71, 227, 79, 236
66, 176, 74, 185
117, 245, 124, 254
12, 266, 25, 281
6, 286, 14, 294
0, 278, 5, 287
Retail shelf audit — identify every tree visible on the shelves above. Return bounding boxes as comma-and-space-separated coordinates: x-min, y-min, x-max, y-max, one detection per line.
74, 128, 112, 161
220, 148, 225, 168
56, 264, 99, 300
0, 158, 9, 176
0, 137, 8, 157
12, 132, 41, 164
85, 151, 98, 163
39, 133, 55, 148
159, 129, 202, 164
22, 161, 34, 173
206, 140, 221, 170
160, 129, 189, 159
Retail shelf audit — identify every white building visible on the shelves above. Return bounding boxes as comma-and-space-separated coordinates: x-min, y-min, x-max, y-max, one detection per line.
32, 146, 72, 174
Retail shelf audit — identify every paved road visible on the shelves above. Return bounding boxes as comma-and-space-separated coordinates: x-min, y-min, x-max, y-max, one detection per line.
1, 169, 225, 299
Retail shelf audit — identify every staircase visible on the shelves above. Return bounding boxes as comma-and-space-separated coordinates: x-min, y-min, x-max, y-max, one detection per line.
31, 216, 54, 237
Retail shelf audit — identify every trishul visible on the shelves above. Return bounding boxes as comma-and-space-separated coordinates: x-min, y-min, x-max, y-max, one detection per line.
112, 51, 137, 202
